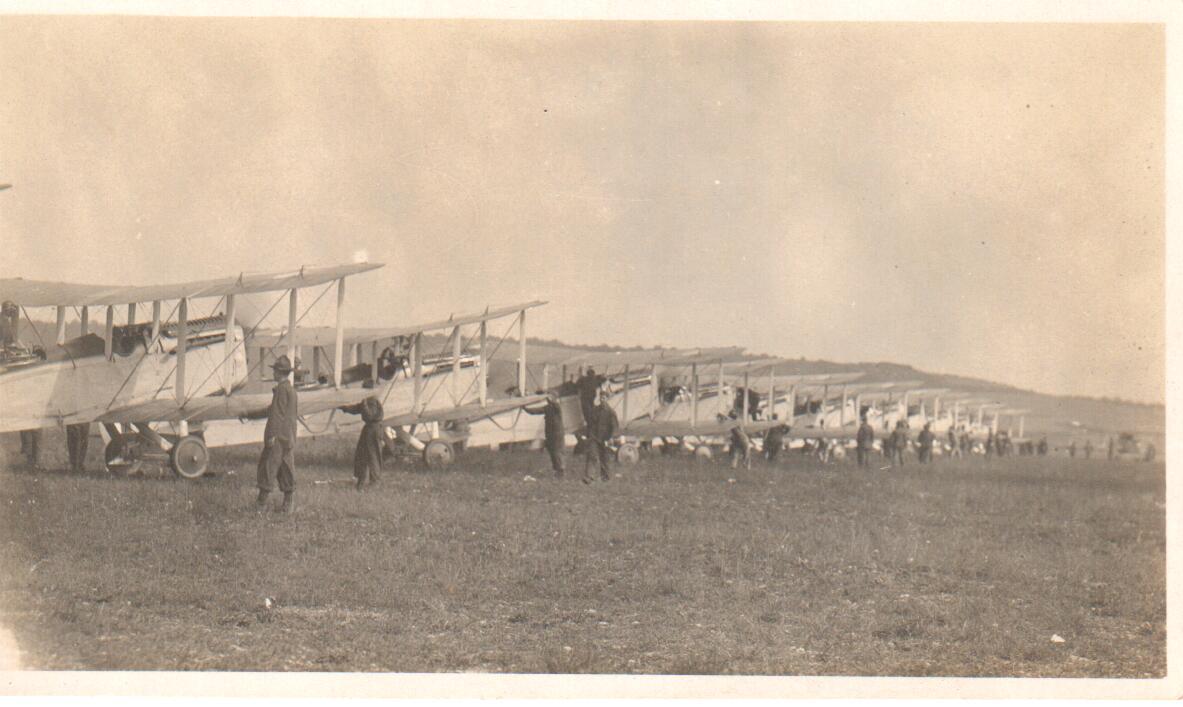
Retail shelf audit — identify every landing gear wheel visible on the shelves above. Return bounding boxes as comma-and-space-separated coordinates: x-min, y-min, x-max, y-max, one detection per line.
170, 435, 210, 479
616, 442, 640, 465
423, 440, 455, 470
694, 445, 713, 461
104, 435, 143, 476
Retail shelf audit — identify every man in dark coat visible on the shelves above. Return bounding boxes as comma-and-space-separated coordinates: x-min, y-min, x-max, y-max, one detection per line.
525, 391, 566, 478
890, 420, 909, 467
341, 394, 385, 490
856, 417, 874, 467
917, 423, 935, 464
251, 355, 298, 512
576, 368, 606, 426
764, 421, 788, 463
583, 392, 618, 484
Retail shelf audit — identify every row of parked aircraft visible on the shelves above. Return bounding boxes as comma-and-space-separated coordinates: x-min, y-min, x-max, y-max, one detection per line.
0, 261, 1085, 476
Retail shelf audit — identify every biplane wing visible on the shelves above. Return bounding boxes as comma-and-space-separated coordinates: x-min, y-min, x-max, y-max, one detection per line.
0, 263, 381, 307
378, 394, 547, 428
92, 386, 378, 425
249, 300, 548, 349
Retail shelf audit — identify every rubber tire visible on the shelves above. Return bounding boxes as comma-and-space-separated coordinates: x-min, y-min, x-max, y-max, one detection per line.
423, 440, 455, 470
616, 442, 640, 465
170, 435, 210, 479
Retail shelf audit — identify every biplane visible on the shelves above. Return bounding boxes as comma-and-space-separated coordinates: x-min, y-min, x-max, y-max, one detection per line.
0, 262, 384, 477
202, 301, 548, 469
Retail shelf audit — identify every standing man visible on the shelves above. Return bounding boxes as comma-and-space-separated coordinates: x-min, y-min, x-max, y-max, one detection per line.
1068, 440, 1077, 459
576, 367, 606, 427
947, 427, 961, 459
340, 392, 385, 490
1107, 436, 1115, 461
250, 354, 299, 513
582, 391, 618, 484
764, 420, 788, 463
1084, 440, 1094, 459
856, 416, 874, 467
890, 420, 909, 467
985, 430, 994, 459
524, 390, 566, 478
917, 423, 935, 464
729, 423, 752, 470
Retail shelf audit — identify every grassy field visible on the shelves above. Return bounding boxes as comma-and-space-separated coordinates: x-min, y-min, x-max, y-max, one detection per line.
0, 430, 1165, 676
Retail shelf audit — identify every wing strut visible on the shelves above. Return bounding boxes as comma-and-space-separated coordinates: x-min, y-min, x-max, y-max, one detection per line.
478, 319, 488, 406
622, 364, 630, 424
175, 298, 188, 403
224, 295, 237, 395
333, 277, 345, 388
54, 305, 66, 344
287, 288, 298, 382
517, 308, 527, 395
451, 325, 462, 405
716, 360, 725, 418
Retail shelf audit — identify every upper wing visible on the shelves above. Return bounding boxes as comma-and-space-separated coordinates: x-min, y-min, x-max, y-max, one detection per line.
554, 347, 752, 370
0, 262, 382, 307
249, 300, 548, 348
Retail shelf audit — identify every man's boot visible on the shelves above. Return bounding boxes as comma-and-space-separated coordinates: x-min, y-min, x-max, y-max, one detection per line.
281, 492, 295, 514
255, 489, 269, 511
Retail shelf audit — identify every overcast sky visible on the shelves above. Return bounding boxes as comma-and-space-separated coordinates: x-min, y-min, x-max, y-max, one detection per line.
0, 18, 1164, 403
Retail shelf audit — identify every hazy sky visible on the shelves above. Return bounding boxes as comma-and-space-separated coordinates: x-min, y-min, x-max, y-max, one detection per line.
0, 18, 1164, 403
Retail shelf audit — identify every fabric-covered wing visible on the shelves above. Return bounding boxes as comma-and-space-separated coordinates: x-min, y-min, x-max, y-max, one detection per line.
0, 262, 381, 307
250, 300, 547, 348
381, 395, 547, 427
95, 387, 376, 424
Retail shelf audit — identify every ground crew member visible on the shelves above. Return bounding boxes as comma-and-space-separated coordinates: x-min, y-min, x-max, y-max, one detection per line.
947, 427, 961, 459
66, 423, 89, 473
985, 430, 994, 459
856, 416, 874, 467
248, 354, 298, 513
890, 420, 908, 467
576, 367, 606, 426
525, 390, 566, 478
1107, 436, 1115, 461
729, 423, 752, 470
1037, 436, 1048, 456
1068, 440, 1076, 459
764, 420, 788, 463
1084, 440, 1094, 459
583, 391, 618, 484
917, 423, 935, 464
340, 393, 385, 490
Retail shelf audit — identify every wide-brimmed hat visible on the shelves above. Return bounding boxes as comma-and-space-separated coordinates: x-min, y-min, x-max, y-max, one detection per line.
271, 354, 293, 374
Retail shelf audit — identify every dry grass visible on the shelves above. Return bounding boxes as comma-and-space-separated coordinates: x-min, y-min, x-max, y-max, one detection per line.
0, 430, 1164, 676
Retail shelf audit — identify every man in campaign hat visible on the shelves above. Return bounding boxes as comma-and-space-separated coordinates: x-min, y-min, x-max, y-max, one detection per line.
252, 354, 299, 513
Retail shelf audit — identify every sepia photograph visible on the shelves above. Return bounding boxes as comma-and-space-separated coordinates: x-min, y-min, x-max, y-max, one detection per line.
0, 1, 1174, 699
